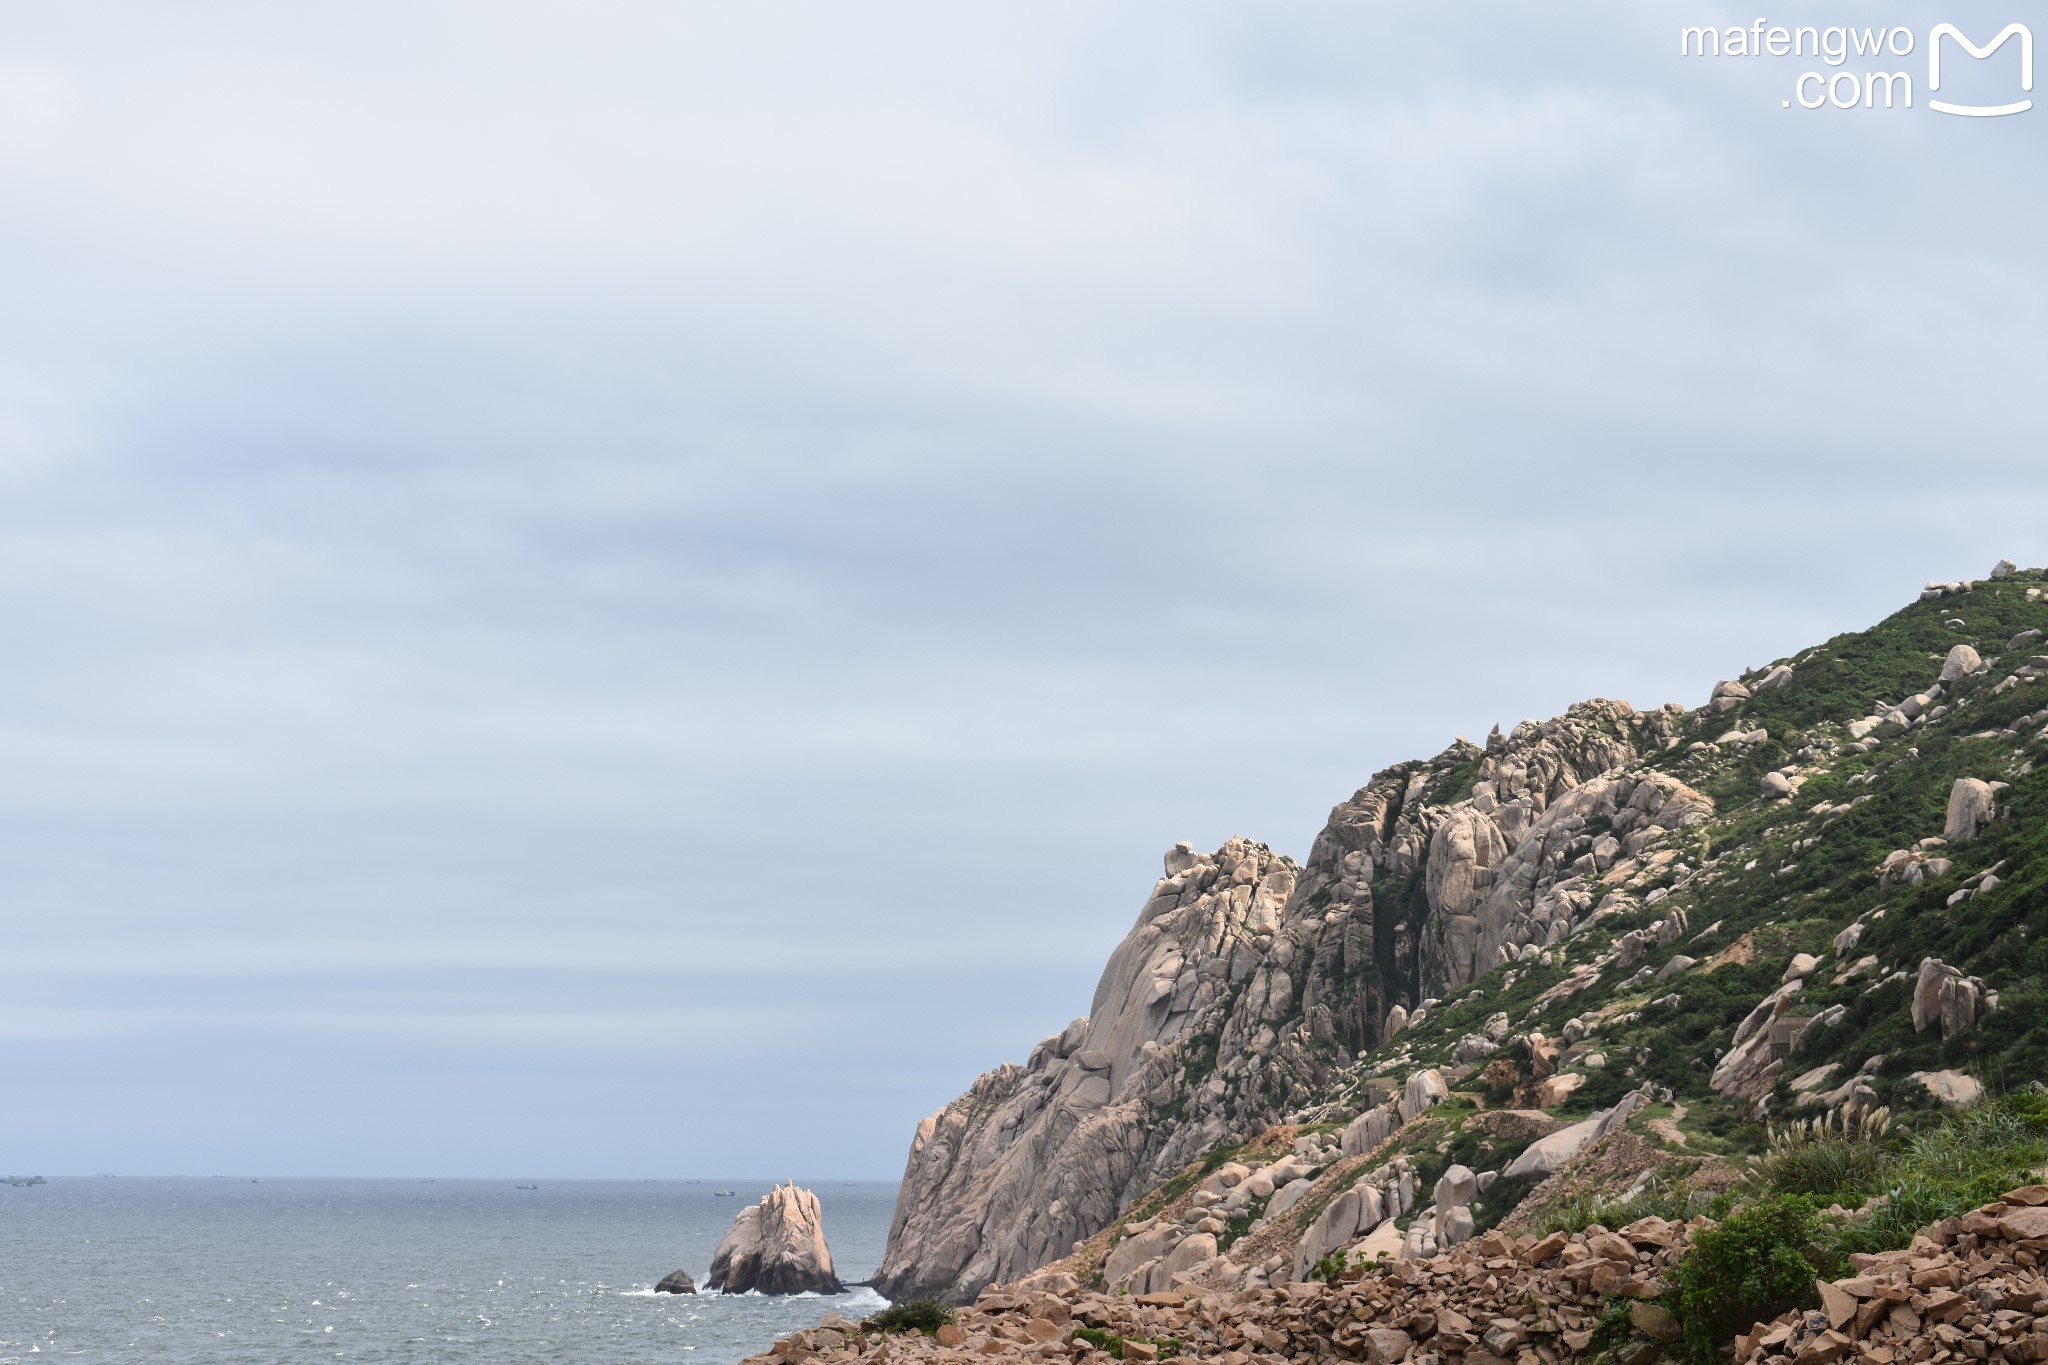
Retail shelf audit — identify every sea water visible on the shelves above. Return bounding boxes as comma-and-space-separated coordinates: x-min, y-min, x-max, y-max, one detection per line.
0, 1177, 899, 1364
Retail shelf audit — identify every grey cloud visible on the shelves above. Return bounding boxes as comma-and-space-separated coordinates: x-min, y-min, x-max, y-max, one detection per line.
0, 1, 2041, 1176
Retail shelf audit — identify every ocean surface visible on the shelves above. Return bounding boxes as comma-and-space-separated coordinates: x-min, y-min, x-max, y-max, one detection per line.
0, 1178, 900, 1365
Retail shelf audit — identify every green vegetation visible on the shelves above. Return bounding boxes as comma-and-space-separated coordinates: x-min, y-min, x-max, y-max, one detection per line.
1217, 1207, 1256, 1253
1309, 1247, 1359, 1282
1649, 1091, 2048, 1364
1664, 1195, 1823, 1365
1121, 1143, 1246, 1226
1744, 1108, 1894, 1203
864, 1299, 956, 1334
1794, 1090, 2048, 1261
1530, 1165, 1731, 1237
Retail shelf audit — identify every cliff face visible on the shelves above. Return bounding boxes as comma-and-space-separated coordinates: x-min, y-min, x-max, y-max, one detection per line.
877, 705, 1702, 1304
873, 835, 1325, 1303
879, 562, 2048, 1306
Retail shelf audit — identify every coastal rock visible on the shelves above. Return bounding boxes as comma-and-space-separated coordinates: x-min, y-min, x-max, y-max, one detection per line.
708, 1182, 843, 1295
656, 1269, 698, 1294
866, 577, 2045, 1314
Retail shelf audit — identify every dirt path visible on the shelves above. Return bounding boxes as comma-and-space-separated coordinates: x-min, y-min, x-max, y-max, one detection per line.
1647, 1102, 1689, 1148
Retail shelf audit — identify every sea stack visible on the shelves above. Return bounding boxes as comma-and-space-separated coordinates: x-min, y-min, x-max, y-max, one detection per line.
707, 1181, 842, 1295
655, 1269, 697, 1294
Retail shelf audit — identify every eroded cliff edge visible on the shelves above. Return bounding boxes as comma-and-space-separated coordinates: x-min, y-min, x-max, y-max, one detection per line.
875, 700, 1710, 1303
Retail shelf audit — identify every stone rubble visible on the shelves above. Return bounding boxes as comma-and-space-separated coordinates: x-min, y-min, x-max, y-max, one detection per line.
1739, 1186, 2048, 1365
757, 1185, 2048, 1365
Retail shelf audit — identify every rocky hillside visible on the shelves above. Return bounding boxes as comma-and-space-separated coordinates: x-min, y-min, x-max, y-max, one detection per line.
877, 561, 2048, 1310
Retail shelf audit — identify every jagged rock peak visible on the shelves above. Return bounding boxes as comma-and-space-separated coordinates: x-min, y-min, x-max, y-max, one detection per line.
707, 1182, 842, 1295
875, 834, 1352, 1304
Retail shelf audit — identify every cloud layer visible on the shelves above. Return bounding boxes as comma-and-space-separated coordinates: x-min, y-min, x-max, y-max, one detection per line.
1, 1, 2042, 1176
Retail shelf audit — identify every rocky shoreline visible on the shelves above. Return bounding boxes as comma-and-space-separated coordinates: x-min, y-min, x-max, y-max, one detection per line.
753, 1181, 2048, 1365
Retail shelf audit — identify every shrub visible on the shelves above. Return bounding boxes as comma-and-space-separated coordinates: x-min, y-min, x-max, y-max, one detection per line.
1664, 1196, 1821, 1365
1747, 1107, 1894, 1203
1309, 1249, 1350, 1283
1470, 1172, 1540, 1235
865, 1298, 956, 1334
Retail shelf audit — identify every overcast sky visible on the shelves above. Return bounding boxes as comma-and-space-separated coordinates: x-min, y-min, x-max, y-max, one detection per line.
2, 2, 2042, 1179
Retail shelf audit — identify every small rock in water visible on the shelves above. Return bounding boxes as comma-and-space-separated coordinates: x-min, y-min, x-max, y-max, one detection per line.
656, 1269, 697, 1295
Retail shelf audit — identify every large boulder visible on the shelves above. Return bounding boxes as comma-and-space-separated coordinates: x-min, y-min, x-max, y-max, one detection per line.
1912, 1070, 1985, 1107
1945, 779, 1999, 843
1501, 1091, 1647, 1180
1912, 959, 1984, 1039
707, 1183, 843, 1295
656, 1269, 697, 1294
1399, 1069, 1449, 1123
1340, 1106, 1397, 1158
1433, 1164, 1478, 1211
1939, 644, 1985, 683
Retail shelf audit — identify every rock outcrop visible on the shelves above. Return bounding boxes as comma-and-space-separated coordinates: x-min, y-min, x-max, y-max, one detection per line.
656, 1269, 698, 1294
874, 836, 1329, 1304
708, 1183, 843, 1295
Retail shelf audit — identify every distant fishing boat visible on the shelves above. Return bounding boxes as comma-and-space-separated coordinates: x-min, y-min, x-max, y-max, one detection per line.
516, 1184, 539, 1190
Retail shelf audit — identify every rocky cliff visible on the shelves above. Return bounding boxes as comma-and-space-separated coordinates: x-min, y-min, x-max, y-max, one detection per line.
879, 561, 2048, 1307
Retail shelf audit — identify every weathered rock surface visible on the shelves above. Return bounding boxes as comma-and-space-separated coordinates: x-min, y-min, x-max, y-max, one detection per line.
708, 1183, 842, 1295
656, 1269, 698, 1294
1945, 777, 2000, 842
1939, 643, 1985, 682
1500, 1089, 1648, 1180
875, 836, 1331, 1304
